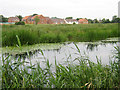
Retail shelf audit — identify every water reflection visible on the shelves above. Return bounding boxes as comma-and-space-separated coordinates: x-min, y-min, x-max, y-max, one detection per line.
87, 44, 98, 51
2, 39, 119, 66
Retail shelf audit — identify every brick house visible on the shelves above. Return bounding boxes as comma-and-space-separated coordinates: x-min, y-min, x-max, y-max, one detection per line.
78, 18, 88, 24
31, 15, 48, 24
22, 15, 53, 24
64, 19, 78, 24
45, 17, 53, 24
8, 17, 19, 23
22, 16, 32, 24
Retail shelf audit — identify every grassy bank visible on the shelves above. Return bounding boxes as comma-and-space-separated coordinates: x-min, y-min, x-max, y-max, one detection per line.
1, 44, 120, 88
2, 23, 119, 46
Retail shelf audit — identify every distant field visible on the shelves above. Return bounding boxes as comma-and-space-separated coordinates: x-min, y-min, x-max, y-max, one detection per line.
2, 23, 119, 46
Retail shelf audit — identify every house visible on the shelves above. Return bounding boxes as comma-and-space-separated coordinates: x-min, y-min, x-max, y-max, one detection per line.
8, 17, 19, 23
22, 16, 32, 24
51, 18, 66, 24
31, 15, 48, 24
78, 18, 88, 24
64, 19, 78, 24
22, 15, 52, 24
44, 17, 53, 24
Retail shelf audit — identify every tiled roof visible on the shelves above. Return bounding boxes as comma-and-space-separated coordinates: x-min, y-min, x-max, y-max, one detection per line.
22, 16, 32, 20
51, 18, 65, 23
8, 17, 19, 20
79, 18, 88, 22
31, 15, 44, 19
65, 19, 77, 22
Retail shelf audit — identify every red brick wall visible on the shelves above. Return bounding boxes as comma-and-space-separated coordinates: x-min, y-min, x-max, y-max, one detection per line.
8, 17, 19, 23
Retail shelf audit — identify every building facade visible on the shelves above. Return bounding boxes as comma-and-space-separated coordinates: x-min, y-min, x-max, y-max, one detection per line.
8, 17, 19, 23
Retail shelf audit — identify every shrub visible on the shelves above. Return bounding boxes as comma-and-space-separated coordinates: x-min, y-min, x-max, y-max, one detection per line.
15, 21, 25, 25
73, 22, 76, 24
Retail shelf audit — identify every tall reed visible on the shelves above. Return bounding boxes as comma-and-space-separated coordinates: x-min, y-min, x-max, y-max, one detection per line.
2, 23, 119, 46
1, 44, 119, 88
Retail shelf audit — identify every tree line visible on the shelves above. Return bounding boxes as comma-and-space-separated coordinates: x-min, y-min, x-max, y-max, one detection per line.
76, 15, 120, 23
64, 15, 120, 23
0, 14, 120, 23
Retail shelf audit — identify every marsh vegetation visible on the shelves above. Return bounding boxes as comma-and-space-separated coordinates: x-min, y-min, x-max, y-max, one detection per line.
2, 23, 119, 46
1, 23, 120, 88
1, 43, 120, 88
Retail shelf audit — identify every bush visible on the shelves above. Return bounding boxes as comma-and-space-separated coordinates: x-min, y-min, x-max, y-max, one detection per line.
15, 21, 25, 25
73, 22, 76, 24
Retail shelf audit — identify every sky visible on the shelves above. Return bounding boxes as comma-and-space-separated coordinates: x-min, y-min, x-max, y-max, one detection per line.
0, 0, 120, 20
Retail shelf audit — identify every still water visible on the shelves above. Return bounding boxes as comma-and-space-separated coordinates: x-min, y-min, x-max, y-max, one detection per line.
19, 38, 119, 68
2, 38, 119, 68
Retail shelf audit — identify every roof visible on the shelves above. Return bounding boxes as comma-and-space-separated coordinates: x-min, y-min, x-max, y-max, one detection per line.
8, 17, 19, 20
51, 18, 65, 23
65, 19, 77, 22
31, 15, 44, 19
22, 16, 32, 20
79, 18, 88, 22
45, 17, 50, 20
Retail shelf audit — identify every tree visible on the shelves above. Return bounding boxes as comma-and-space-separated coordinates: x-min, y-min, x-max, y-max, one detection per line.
32, 14, 38, 16
15, 21, 25, 25
0, 15, 8, 22
105, 19, 110, 23
51, 17, 59, 19
88, 19, 93, 23
112, 15, 120, 23
65, 17, 73, 19
76, 18, 82, 21
93, 19, 99, 23
102, 18, 106, 23
16, 15, 22, 21
34, 16, 40, 25
101, 18, 111, 23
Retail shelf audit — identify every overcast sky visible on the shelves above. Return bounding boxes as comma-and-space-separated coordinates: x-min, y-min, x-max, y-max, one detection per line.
0, 0, 120, 20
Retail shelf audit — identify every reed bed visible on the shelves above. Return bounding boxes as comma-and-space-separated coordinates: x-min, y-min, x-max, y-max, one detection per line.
2, 23, 119, 46
1, 44, 120, 89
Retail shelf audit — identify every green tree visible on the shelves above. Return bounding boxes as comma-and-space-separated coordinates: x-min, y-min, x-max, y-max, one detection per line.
0, 15, 8, 22
16, 15, 22, 21
32, 14, 38, 16
15, 21, 25, 25
112, 15, 120, 23
88, 19, 93, 23
65, 17, 73, 19
102, 18, 106, 23
105, 19, 110, 23
93, 19, 99, 23
51, 17, 58, 19
76, 18, 82, 21
34, 16, 40, 25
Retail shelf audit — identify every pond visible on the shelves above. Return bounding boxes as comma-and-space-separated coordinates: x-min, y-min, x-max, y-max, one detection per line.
2, 37, 119, 69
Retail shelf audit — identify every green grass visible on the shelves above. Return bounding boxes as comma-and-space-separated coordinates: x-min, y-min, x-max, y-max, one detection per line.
2, 23, 119, 46
1, 45, 120, 88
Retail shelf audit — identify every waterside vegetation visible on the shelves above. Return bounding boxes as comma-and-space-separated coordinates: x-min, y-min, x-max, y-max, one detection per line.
2, 23, 119, 47
1, 44, 120, 88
